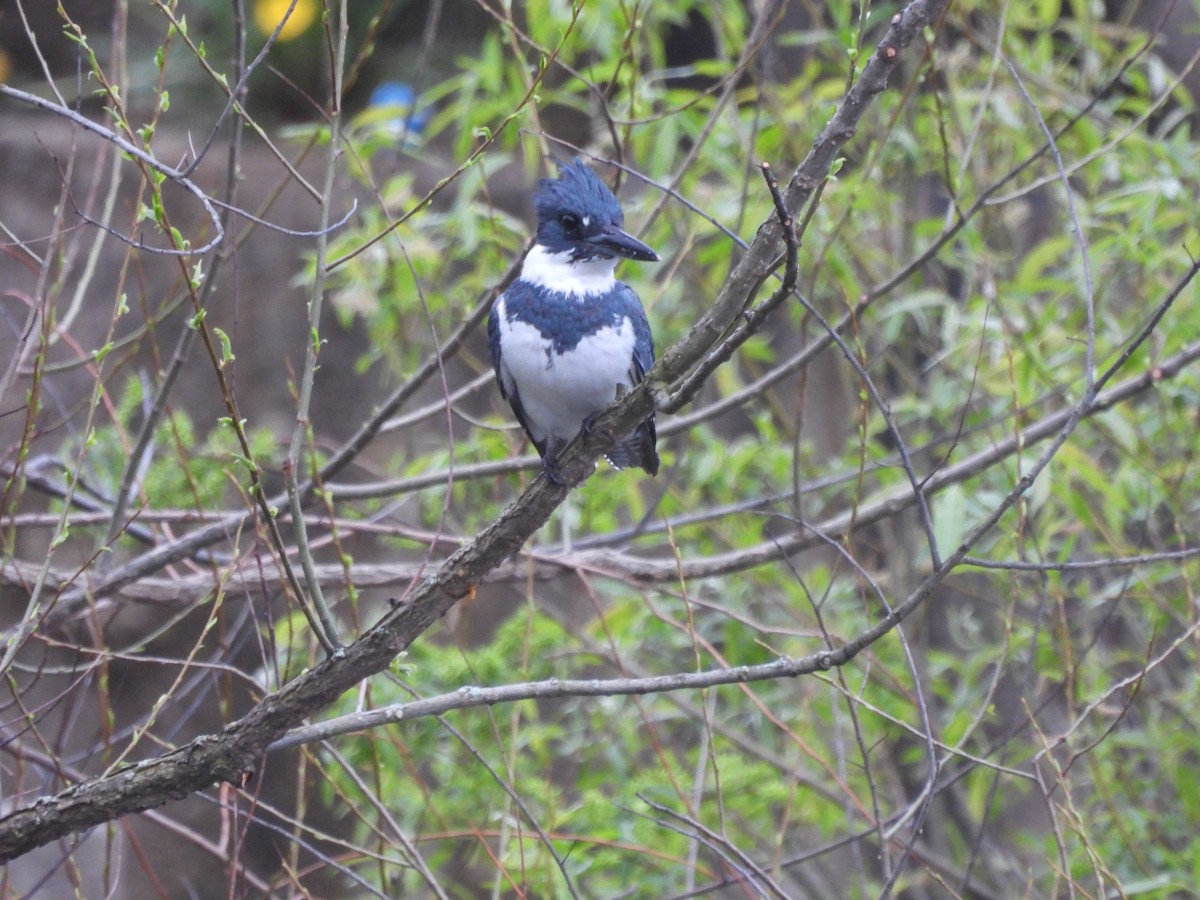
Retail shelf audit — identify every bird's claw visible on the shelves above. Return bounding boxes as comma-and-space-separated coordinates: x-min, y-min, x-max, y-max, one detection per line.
541, 457, 567, 485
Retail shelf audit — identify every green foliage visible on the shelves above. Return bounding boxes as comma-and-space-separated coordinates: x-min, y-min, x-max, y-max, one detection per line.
280, 1, 1200, 894
66, 376, 278, 527
8, 0, 1200, 895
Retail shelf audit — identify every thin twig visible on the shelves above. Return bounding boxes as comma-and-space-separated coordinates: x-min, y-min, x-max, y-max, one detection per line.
663, 161, 800, 411
0, 2, 1037, 863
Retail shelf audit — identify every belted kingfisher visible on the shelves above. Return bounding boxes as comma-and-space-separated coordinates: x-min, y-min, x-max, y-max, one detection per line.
488, 160, 660, 484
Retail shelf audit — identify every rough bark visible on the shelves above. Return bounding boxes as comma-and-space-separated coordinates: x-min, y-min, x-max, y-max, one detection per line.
0, 0, 952, 862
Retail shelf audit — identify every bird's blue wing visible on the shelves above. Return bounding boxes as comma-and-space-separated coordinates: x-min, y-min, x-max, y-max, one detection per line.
607, 283, 659, 475
613, 283, 655, 382
488, 286, 547, 458
486, 296, 507, 400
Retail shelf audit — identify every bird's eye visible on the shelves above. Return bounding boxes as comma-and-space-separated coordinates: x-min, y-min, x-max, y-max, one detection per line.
559, 213, 580, 232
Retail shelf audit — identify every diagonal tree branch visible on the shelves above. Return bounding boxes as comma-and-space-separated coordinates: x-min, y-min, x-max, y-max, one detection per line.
7, 331, 1192, 614
0, 0, 952, 862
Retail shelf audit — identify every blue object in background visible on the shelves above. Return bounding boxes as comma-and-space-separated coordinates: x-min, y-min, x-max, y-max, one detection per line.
364, 81, 429, 146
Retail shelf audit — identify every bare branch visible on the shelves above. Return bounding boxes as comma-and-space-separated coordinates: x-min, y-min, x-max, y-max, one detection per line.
0, 0, 955, 860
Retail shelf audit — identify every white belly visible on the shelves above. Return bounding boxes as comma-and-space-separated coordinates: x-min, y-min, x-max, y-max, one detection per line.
499, 316, 636, 443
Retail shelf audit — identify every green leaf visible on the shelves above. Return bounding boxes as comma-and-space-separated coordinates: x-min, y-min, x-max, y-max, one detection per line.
212, 327, 235, 366
932, 483, 967, 556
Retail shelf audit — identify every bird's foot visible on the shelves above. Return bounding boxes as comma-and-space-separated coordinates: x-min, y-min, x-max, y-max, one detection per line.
541, 437, 567, 485
539, 435, 598, 487
541, 457, 567, 486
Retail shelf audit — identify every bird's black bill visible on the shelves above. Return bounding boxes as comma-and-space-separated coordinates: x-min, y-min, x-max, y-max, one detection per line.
587, 226, 660, 262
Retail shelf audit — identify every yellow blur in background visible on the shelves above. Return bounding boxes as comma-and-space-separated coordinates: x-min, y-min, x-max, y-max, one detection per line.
253, 0, 319, 41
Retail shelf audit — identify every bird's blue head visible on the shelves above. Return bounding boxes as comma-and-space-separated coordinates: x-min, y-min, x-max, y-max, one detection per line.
533, 160, 660, 263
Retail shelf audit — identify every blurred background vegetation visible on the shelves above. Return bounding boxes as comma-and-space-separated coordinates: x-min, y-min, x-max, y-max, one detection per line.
1, 0, 1198, 896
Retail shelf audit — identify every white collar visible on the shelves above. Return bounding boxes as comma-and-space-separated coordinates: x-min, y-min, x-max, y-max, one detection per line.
519, 244, 617, 297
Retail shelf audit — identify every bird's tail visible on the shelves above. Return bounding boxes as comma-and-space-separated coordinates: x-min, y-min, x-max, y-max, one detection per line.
605, 419, 659, 476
